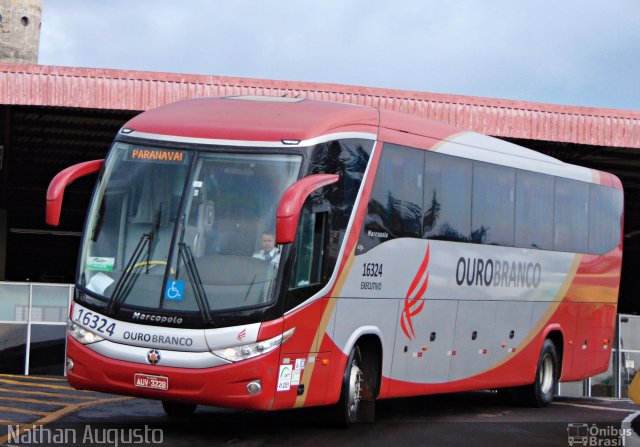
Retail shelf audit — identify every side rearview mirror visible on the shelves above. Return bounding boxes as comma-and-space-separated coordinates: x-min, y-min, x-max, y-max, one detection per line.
276, 174, 339, 244
46, 159, 104, 226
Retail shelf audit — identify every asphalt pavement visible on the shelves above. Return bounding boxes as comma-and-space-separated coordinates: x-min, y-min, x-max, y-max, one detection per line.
1, 375, 638, 447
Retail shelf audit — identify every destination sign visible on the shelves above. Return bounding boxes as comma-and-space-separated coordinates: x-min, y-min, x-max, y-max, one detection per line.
127, 147, 185, 164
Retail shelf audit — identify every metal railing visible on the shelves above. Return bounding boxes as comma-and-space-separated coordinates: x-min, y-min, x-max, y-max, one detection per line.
617, 314, 640, 398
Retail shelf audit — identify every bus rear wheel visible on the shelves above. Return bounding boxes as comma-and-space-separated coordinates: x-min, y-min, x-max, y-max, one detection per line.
162, 400, 197, 417
514, 339, 558, 407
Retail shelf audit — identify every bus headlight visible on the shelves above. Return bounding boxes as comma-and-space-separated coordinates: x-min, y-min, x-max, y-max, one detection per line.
213, 328, 295, 362
67, 321, 104, 345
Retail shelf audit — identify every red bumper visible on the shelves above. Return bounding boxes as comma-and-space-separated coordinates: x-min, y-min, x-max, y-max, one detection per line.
66, 336, 279, 410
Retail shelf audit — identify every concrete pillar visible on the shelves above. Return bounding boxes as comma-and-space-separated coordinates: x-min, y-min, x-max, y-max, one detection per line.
0, 208, 5, 280
0, 106, 6, 279
0, 0, 42, 64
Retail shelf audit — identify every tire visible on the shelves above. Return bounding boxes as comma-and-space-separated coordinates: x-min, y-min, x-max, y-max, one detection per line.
514, 339, 559, 407
334, 345, 369, 427
162, 400, 197, 417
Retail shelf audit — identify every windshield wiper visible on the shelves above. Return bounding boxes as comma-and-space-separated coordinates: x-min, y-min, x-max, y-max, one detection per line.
177, 241, 213, 324
242, 274, 257, 302
144, 203, 163, 274
106, 203, 163, 314
170, 218, 213, 325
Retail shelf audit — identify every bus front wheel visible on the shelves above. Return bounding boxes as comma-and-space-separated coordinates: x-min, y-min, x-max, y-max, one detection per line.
333, 345, 375, 427
515, 339, 558, 407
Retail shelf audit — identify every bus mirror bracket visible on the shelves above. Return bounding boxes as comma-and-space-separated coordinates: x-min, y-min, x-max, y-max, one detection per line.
46, 159, 104, 226
276, 174, 339, 244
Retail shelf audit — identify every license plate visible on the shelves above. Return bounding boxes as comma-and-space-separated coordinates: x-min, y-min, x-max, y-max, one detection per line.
134, 373, 169, 391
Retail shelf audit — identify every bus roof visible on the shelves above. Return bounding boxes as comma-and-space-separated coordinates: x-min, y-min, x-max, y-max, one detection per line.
122, 96, 380, 143
121, 96, 619, 188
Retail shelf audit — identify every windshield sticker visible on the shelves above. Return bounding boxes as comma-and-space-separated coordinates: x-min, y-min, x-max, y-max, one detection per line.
86, 272, 115, 295
86, 256, 115, 272
127, 147, 185, 164
165, 280, 185, 301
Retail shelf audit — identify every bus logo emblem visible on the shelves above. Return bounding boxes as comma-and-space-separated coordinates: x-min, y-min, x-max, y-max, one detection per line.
147, 349, 161, 365
237, 329, 247, 341
400, 244, 430, 340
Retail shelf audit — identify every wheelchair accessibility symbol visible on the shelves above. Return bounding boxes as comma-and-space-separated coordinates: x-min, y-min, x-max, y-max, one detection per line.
165, 280, 185, 301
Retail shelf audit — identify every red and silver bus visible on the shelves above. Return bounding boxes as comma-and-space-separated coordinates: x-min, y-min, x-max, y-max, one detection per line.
47, 96, 623, 425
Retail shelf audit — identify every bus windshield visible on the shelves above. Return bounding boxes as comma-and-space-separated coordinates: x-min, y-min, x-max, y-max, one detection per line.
78, 142, 302, 317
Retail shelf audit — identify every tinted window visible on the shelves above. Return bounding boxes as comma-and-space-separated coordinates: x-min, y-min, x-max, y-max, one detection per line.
289, 212, 327, 289
589, 185, 623, 254
285, 139, 373, 310
472, 162, 515, 246
554, 178, 589, 252
515, 170, 554, 250
308, 138, 372, 256
355, 142, 622, 256
359, 144, 423, 252
423, 151, 472, 242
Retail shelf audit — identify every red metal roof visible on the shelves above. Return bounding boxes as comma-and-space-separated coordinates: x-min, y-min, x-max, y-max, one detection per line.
2, 63, 639, 149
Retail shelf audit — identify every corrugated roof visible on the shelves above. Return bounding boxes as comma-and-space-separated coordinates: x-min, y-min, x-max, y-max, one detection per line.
1, 63, 639, 148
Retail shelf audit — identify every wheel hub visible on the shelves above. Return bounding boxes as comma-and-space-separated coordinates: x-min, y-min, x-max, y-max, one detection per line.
347, 361, 363, 419
539, 353, 554, 395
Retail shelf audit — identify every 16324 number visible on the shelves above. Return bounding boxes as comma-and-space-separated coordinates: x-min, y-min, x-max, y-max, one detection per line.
362, 262, 383, 277
75, 308, 116, 337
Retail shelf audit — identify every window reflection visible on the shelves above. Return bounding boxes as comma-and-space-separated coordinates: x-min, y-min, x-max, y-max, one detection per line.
554, 178, 589, 253
423, 151, 472, 242
0, 324, 28, 374
29, 325, 66, 375
360, 144, 423, 252
515, 170, 554, 250
472, 162, 515, 246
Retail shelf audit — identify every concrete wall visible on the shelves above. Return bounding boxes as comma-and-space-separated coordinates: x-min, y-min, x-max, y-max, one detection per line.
0, 0, 41, 64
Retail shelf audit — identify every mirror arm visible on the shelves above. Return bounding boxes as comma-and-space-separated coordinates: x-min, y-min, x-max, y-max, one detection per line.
276, 174, 339, 244
46, 159, 104, 226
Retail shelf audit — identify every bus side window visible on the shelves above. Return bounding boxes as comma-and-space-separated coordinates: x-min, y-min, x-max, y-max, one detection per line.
589, 184, 623, 254
472, 162, 516, 246
423, 151, 472, 242
289, 212, 328, 289
358, 144, 423, 254
515, 170, 554, 250
554, 178, 589, 253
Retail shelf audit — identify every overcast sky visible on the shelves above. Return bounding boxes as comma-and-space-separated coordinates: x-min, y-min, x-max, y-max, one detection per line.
39, 0, 640, 110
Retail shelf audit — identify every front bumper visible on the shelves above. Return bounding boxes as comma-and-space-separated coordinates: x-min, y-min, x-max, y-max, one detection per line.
66, 335, 279, 410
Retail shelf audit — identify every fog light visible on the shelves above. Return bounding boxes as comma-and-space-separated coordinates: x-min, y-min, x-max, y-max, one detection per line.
247, 380, 261, 395
66, 358, 74, 374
